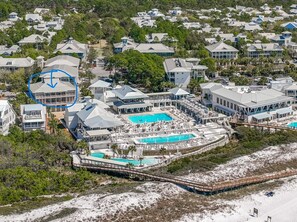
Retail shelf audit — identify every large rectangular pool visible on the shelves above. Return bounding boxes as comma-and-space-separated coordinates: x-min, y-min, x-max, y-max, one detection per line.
128, 113, 173, 124
138, 134, 196, 144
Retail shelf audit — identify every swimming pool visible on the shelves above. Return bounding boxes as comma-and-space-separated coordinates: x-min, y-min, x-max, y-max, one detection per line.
128, 113, 173, 124
288, 122, 297, 128
138, 134, 196, 144
90, 152, 159, 166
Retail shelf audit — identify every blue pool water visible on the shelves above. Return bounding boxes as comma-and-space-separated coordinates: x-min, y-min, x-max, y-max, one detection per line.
90, 152, 159, 166
138, 134, 196, 144
128, 113, 173, 124
91, 152, 105, 158
288, 122, 297, 128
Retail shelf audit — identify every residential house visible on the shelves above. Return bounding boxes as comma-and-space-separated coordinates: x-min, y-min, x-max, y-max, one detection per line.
0, 20, 14, 30
8, 12, 20, 22
20, 104, 47, 131
25, 14, 43, 24
29, 70, 77, 111
18, 34, 50, 49
169, 7, 182, 16
287, 42, 297, 58
244, 22, 263, 31
281, 21, 297, 30
113, 37, 137, 53
42, 64, 79, 84
134, 43, 174, 56
145, 33, 169, 43
0, 45, 19, 56
205, 42, 239, 59
113, 37, 174, 56
34, 8, 50, 15
182, 22, 201, 29
148, 8, 165, 18
0, 57, 34, 72
55, 37, 88, 60
0, 100, 16, 135
45, 55, 80, 68
246, 42, 283, 58
131, 16, 156, 28
271, 31, 292, 46
163, 58, 208, 88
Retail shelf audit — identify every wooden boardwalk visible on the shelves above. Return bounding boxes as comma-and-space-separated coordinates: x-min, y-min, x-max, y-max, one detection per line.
74, 159, 297, 194
230, 121, 294, 131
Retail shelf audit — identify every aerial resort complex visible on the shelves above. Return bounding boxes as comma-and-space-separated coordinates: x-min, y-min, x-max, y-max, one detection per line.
69, 84, 229, 168
3, 1, 297, 221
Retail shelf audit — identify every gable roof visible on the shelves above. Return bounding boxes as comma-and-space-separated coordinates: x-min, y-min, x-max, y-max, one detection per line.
30, 78, 76, 93
135, 43, 174, 54
55, 38, 87, 55
76, 102, 123, 129
206, 42, 239, 52
113, 85, 148, 100
18, 34, 48, 44
45, 55, 80, 67
169, 87, 189, 96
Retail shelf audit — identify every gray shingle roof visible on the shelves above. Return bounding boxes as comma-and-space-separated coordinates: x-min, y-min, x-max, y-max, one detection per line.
206, 42, 239, 52
113, 85, 148, 100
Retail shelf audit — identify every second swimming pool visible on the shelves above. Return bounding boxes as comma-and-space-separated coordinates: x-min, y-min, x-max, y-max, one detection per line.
137, 133, 196, 144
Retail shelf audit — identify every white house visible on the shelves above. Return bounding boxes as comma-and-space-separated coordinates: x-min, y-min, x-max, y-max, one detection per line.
0, 100, 16, 135
163, 58, 208, 88
205, 42, 239, 59
55, 37, 88, 60
20, 104, 47, 131
0, 45, 19, 56
8, 12, 20, 22
25, 14, 43, 24
246, 42, 283, 58
34, 8, 50, 15
18, 34, 50, 49
45, 55, 80, 68
0, 57, 35, 72
244, 22, 263, 31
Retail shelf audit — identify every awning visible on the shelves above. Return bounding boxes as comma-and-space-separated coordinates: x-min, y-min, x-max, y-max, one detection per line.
251, 112, 272, 120
276, 107, 292, 115
86, 129, 111, 137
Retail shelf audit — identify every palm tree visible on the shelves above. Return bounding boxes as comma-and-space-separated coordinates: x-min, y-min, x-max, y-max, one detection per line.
110, 143, 119, 157
159, 147, 167, 158
127, 145, 137, 158
77, 140, 90, 155
126, 162, 134, 169
48, 113, 59, 135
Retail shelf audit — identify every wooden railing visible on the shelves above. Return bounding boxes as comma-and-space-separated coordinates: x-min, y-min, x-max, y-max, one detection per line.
74, 160, 297, 194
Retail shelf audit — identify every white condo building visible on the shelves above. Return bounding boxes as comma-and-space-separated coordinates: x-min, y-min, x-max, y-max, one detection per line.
201, 83, 293, 123
163, 58, 208, 88
0, 100, 16, 135
20, 104, 47, 131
